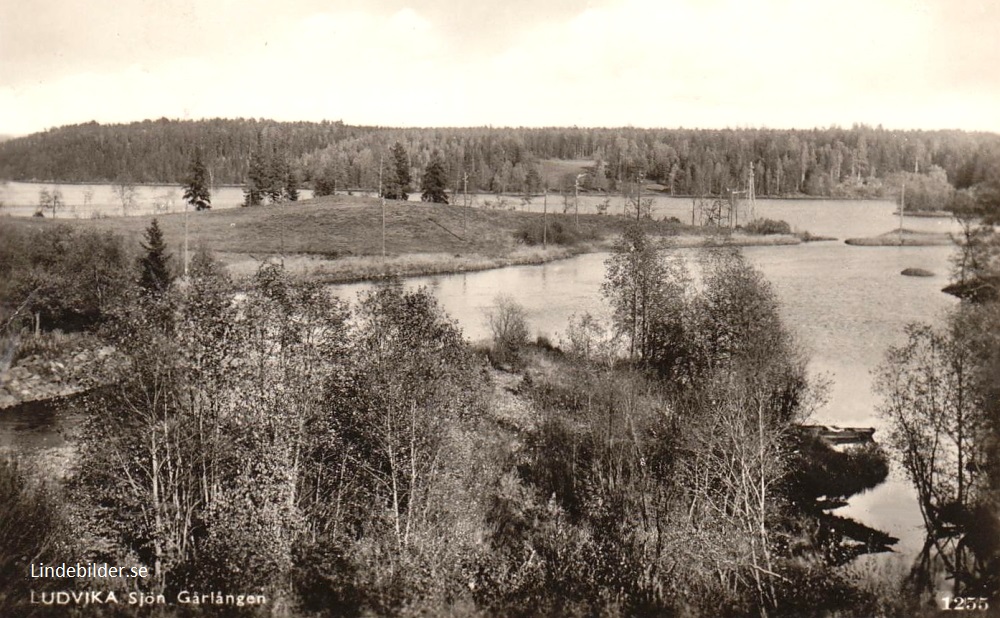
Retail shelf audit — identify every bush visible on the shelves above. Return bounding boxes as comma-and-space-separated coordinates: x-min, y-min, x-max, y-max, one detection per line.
0, 222, 131, 332
514, 219, 584, 246
0, 458, 69, 616
486, 294, 530, 366
743, 218, 792, 235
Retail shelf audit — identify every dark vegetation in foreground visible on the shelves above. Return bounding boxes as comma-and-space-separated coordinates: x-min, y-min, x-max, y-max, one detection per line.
2, 213, 912, 617
2, 206, 999, 616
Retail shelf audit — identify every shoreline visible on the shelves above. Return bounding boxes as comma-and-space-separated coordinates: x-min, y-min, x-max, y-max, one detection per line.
844, 230, 955, 246
223, 232, 806, 285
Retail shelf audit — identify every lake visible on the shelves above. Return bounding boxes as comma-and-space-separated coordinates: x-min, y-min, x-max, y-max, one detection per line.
1, 196, 961, 572
0, 180, 314, 218
330, 197, 961, 566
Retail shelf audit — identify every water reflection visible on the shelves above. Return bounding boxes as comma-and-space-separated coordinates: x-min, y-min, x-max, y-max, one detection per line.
329, 220, 957, 566
907, 525, 1000, 605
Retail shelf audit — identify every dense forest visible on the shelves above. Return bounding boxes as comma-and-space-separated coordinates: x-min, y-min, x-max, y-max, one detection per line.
3, 119, 1000, 202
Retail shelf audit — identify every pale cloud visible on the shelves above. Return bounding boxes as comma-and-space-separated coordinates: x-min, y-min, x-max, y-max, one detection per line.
0, 0, 998, 135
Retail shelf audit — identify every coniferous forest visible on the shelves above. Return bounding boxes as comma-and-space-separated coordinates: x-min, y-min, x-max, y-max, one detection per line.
3, 119, 1000, 202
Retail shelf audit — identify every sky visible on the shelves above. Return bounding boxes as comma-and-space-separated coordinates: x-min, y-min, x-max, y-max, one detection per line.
2, 0, 999, 136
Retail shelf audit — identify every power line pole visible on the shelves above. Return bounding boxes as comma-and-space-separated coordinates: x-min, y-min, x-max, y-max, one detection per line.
380, 153, 386, 259
635, 172, 644, 222
899, 183, 905, 246
463, 171, 469, 233
543, 188, 548, 249
183, 201, 189, 277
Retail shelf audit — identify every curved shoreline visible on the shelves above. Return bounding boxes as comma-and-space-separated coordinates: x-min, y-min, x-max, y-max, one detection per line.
223, 232, 805, 285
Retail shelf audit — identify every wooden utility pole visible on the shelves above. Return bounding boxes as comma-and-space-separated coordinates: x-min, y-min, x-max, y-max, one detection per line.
635, 173, 642, 222
543, 188, 548, 249
620, 172, 626, 217
380, 154, 386, 259
898, 184, 905, 246
183, 202, 189, 277
463, 171, 469, 233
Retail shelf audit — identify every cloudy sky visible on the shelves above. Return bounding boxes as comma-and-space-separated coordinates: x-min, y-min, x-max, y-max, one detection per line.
1, 0, 998, 136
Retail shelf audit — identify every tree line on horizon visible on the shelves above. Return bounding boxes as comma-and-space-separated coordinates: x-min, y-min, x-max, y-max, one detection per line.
3, 118, 1000, 203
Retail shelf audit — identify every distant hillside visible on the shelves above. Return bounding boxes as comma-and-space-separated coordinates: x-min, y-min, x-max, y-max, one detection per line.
0, 118, 372, 185
2, 119, 1000, 200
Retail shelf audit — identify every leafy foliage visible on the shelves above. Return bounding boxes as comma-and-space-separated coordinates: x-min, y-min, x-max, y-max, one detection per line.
0, 221, 130, 331
0, 458, 70, 617
743, 217, 792, 235
486, 294, 530, 366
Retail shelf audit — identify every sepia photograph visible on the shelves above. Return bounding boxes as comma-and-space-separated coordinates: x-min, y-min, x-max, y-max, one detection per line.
1, 1, 999, 616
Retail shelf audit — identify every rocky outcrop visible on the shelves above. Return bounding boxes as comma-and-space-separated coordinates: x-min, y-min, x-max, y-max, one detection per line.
0, 341, 116, 409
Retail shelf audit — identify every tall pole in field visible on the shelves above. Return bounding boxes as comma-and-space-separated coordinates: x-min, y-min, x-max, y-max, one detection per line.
380, 153, 386, 260
635, 172, 644, 222
620, 172, 626, 217
543, 188, 548, 249
463, 171, 469, 233
899, 183, 905, 246
184, 202, 189, 277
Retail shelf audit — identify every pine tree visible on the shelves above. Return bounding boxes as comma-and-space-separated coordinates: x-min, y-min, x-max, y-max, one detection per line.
138, 218, 173, 294
183, 150, 212, 211
264, 150, 287, 204
381, 141, 412, 201
420, 153, 449, 203
284, 159, 300, 202
244, 151, 266, 206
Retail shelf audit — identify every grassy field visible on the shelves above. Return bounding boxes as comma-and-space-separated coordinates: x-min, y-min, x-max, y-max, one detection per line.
2, 194, 804, 282
538, 158, 594, 188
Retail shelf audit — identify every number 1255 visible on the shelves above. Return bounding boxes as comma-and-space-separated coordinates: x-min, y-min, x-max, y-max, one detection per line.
942, 596, 989, 611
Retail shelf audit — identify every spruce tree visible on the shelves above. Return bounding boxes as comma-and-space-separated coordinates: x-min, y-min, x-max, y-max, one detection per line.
420, 153, 449, 203
382, 141, 412, 201
284, 159, 300, 202
138, 218, 173, 294
183, 149, 212, 211
243, 151, 266, 206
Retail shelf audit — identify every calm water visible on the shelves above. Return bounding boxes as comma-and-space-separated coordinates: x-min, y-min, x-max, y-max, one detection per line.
0, 180, 313, 217
1, 197, 961, 566
331, 199, 961, 562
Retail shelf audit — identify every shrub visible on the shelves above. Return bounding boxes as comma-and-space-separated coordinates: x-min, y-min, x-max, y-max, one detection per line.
535, 334, 558, 351
514, 219, 583, 246
0, 222, 131, 332
743, 218, 792, 235
486, 294, 530, 367
0, 458, 69, 616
